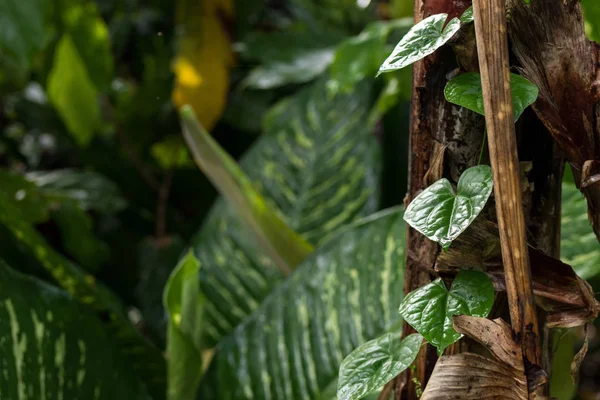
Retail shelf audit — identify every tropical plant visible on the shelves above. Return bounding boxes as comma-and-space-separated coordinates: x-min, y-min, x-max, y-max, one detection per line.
0, 0, 599, 399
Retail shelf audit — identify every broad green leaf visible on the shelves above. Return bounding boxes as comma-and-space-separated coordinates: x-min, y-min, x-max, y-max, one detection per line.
399, 271, 495, 355
0, 195, 166, 398
164, 251, 205, 400
561, 183, 600, 280
582, 0, 600, 43
288, 0, 374, 34
460, 6, 474, 23
180, 105, 313, 272
0, 170, 50, 224
199, 208, 406, 399
337, 333, 423, 400
53, 200, 109, 273
378, 14, 460, 74
444, 72, 539, 121
58, 0, 114, 89
26, 169, 127, 215
0, 0, 50, 70
328, 19, 413, 94
192, 78, 381, 347
47, 35, 100, 147
0, 262, 149, 399
404, 165, 493, 249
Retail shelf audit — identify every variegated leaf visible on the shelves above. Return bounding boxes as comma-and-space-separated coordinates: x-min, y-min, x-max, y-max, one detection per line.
193, 77, 381, 347
0, 261, 149, 400
0, 195, 165, 398
198, 208, 405, 399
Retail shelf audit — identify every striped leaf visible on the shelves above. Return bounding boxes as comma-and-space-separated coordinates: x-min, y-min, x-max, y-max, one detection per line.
0, 195, 166, 399
180, 105, 313, 273
0, 261, 149, 400
193, 78, 381, 347
199, 208, 405, 399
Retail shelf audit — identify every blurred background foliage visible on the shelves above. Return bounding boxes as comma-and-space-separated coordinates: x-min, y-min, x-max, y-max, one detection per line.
0, 0, 599, 399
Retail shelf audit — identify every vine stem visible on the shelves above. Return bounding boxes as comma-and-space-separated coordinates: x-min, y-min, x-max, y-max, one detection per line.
472, 0, 543, 391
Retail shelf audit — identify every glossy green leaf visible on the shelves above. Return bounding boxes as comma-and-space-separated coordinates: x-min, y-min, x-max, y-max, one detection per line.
561, 183, 600, 280
164, 251, 205, 400
26, 169, 127, 215
0, 262, 149, 399
47, 35, 100, 147
199, 208, 406, 399
403, 165, 493, 249
460, 6, 474, 23
0, 0, 50, 70
0, 195, 166, 398
582, 0, 600, 43
0, 170, 50, 224
337, 333, 423, 400
180, 105, 313, 272
378, 13, 460, 74
191, 78, 381, 347
399, 271, 495, 354
328, 19, 412, 94
444, 72, 539, 121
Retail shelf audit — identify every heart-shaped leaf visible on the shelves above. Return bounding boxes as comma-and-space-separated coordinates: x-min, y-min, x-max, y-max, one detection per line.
444, 72, 539, 121
460, 6, 474, 23
404, 165, 493, 249
399, 270, 495, 355
378, 13, 460, 74
337, 333, 423, 400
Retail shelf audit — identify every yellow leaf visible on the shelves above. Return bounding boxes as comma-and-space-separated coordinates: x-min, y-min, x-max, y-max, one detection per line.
172, 0, 234, 132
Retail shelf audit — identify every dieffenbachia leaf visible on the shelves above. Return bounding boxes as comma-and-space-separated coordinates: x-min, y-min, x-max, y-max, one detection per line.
0, 261, 149, 399
0, 170, 50, 224
180, 105, 313, 273
444, 72, 539, 121
0, 195, 166, 398
378, 13, 460, 74
460, 6, 474, 23
337, 333, 423, 400
191, 77, 381, 347
399, 270, 495, 355
198, 208, 406, 399
163, 251, 206, 400
561, 182, 600, 280
404, 165, 493, 249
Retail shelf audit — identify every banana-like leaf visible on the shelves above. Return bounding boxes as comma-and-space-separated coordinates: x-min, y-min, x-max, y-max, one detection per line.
180, 106, 313, 273
0, 261, 148, 399
199, 208, 405, 399
0, 195, 166, 399
191, 78, 381, 347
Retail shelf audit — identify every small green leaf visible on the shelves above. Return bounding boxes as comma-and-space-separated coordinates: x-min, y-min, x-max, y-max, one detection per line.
460, 6, 474, 23
399, 270, 494, 355
151, 136, 194, 170
337, 333, 423, 400
163, 250, 205, 400
378, 13, 460, 74
444, 72, 539, 121
403, 165, 493, 249
180, 105, 314, 272
561, 182, 600, 280
47, 35, 100, 147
